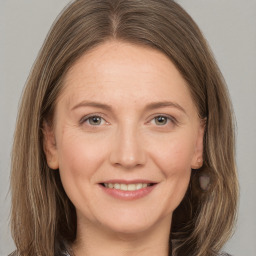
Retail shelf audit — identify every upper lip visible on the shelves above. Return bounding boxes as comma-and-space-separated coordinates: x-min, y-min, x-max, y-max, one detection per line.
99, 179, 157, 184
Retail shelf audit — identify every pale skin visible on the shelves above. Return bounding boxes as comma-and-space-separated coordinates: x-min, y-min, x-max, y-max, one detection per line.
43, 40, 205, 256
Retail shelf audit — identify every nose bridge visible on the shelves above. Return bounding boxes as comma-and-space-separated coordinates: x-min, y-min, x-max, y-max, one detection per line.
110, 121, 146, 169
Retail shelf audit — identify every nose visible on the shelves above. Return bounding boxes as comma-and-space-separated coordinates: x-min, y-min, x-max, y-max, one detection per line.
109, 125, 146, 170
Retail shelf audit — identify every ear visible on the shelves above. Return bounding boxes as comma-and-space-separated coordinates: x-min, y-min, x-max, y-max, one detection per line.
191, 119, 206, 169
42, 121, 59, 170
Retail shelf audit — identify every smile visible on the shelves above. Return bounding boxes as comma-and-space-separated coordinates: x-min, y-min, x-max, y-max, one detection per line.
102, 183, 153, 191
99, 181, 157, 200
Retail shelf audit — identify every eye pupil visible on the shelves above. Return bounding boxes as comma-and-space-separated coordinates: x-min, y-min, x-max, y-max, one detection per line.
155, 116, 167, 125
89, 116, 101, 125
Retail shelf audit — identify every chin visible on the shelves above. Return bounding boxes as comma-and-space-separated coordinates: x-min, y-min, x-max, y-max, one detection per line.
95, 208, 171, 236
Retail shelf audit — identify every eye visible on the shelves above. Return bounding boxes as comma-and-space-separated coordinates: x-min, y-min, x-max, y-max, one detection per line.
82, 115, 106, 126
151, 115, 176, 126
154, 116, 168, 125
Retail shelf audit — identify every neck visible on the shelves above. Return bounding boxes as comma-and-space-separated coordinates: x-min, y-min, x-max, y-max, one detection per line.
71, 215, 172, 256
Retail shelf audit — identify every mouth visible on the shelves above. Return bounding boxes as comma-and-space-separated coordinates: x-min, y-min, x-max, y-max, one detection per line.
100, 183, 155, 191
98, 181, 157, 200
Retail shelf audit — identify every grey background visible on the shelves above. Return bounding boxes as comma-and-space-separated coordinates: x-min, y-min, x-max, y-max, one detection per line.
1, 0, 256, 255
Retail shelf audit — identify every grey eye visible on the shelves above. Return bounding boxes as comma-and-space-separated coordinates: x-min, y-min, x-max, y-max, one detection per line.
154, 116, 168, 125
88, 116, 102, 125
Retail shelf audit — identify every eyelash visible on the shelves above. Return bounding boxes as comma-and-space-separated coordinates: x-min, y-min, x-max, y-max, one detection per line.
80, 114, 107, 126
80, 114, 177, 127
150, 114, 177, 126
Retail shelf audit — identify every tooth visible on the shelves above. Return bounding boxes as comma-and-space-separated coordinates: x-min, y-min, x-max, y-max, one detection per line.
127, 184, 136, 191
114, 183, 120, 189
120, 184, 127, 191
136, 183, 143, 190
104, 183, 152, 190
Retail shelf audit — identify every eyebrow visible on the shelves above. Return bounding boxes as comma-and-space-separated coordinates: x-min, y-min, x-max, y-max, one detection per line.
144, 101, 186, 114
71, 100, 186, 114
71, 101, 113, 111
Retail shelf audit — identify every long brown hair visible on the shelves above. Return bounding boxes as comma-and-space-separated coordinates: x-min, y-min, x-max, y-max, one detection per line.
10, 1, 238, 255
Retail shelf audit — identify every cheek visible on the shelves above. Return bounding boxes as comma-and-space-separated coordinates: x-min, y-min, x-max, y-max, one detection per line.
56, 131, 113, 219
57, 129, 108, 175
149, 132, 196, 173
56, 130, 109, 202
148, 132, 195, 211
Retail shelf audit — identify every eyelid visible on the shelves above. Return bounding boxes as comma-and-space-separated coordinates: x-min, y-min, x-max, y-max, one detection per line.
149, 114, 178, 125
79, 113, 108, 125
79, 113, 178, 126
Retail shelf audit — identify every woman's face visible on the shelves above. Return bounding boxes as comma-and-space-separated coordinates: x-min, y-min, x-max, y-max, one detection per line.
44, 41, 204, 235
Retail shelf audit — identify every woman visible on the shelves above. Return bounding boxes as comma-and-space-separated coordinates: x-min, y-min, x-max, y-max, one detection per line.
9, 0, 238, 256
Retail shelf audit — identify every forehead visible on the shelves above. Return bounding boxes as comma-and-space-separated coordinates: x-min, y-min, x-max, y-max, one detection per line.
60, 40, 196, 113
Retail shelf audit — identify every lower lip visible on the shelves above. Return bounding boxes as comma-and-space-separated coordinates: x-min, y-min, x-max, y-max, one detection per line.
99, 184, 156, 200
